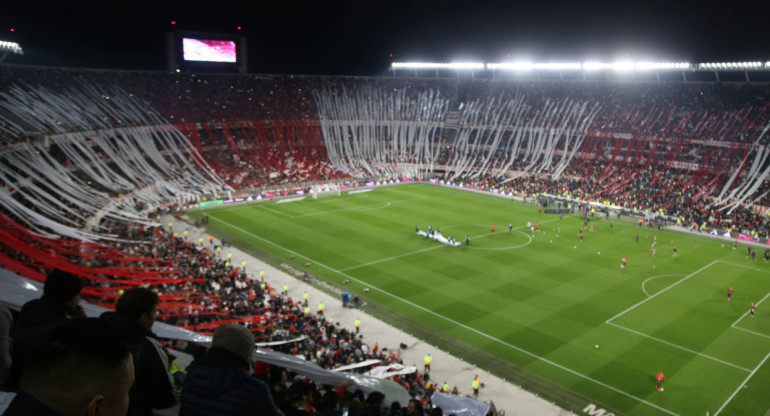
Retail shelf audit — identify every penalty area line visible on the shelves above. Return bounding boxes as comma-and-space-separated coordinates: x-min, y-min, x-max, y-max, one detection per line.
606, 260, 719, 324
713, 350, 770, 416
606, 322, 751, 372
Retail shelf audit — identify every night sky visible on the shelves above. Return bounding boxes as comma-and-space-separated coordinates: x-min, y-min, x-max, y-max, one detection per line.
1, 0, 768, 76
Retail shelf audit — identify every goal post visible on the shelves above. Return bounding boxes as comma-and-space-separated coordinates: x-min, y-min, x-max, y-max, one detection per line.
312, 183, 340, 199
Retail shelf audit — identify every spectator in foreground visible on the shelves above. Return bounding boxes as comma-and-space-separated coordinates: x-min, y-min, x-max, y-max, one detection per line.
0, 306, 12, 388
2, 318, 133, 416
10, 269, 85, 388
101, 288, 178, 416
180, 323, 284, 416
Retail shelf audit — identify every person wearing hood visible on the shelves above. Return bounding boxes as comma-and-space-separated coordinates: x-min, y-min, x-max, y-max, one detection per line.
10, 268, 85, 388
100, 288, 178, 416
180, 323, 284, 416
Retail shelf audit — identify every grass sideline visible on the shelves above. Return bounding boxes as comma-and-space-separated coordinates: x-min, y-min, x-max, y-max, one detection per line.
190, 182, 770, 416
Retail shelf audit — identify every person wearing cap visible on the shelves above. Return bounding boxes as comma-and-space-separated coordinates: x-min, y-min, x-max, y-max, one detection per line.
180, 323, 284, 416
101, 287, 178, 416
10, 268, 85, 388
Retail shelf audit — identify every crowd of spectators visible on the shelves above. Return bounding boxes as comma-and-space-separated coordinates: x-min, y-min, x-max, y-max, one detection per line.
5, 64, 770, 415
2, 64, 770, 248
0, 221, 475, 415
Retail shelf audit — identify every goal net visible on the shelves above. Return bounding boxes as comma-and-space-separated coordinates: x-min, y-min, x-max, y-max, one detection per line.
312, 183, 341, 199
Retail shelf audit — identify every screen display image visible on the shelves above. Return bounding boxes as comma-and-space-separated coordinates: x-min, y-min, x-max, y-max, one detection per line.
182, 38, 237, 63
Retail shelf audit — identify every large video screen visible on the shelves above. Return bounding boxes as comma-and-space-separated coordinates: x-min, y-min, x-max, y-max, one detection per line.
182, 38, 237, 63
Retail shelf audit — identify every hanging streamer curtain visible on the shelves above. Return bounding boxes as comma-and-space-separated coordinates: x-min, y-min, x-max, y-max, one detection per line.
0, 77, 229, 241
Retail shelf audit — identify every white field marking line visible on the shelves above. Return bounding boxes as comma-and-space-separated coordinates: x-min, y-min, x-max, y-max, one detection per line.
713, 350, 770, 416
276, 197, 306, 204
338, 217, 564, 273
227, 194, 372, 214
732, 326, 770, 340
259, 205, 294, 218
717, 260, 770, 275
606, 321, 752, 372
465, 230, 534, 251
296, 195, 429, 217
294, 201, 394, 218
307, 194, 370, 204
340, 245, 448, 272
641, 275, 685, 297
289, 195, 428, 219
730, 290, 770, 334
606, 260, 720, 324
339, 228, 534, 272
210, 215, 680, 416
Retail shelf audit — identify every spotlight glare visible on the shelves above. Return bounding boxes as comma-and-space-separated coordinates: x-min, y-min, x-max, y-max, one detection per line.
487, 62, 581, 71
391, 62, 484, 70
0, 40, 23, 55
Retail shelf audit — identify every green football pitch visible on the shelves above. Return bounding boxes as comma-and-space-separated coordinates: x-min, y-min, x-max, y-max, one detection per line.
191, 182, 770, 416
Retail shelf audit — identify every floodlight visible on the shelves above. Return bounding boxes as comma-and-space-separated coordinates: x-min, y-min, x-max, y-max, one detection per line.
0, 40, 23, 55
535, 62, 582, 70
393, 59, 769, 74
487, 62, 581, 71
487, 62, 534, 70
0, 40, 23, 63
699, 61, 763, 70
635, 62, 690, 70
391, 62, 484, 70
583, 61, 634, 71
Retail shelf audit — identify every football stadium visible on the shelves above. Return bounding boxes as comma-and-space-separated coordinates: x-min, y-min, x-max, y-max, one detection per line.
1, 17, 770, 416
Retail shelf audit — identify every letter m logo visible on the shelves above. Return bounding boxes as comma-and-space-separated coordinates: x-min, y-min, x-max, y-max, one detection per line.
583, 404, 614, 416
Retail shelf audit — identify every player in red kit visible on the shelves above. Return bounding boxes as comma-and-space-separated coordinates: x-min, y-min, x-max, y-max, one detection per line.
751, 302, 755, 317
655, 372, 665, 391
727, 287, 733, 301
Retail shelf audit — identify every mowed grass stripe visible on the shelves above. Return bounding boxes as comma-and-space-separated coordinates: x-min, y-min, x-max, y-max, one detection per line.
610, 261, 770, 368
193, 183, 770, 416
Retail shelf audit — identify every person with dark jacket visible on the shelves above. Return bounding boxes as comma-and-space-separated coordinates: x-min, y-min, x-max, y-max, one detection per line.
315, 390, 342, 416
3, 318, 134, 416
350, 391, 385, 416
10, 269, 84, 388
180, 323, 284, 416
100, 288, 178, 416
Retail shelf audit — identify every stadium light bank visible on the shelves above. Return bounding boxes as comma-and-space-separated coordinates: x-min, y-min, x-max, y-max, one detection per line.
391, 60, 770, 81
0, 40, 23, 63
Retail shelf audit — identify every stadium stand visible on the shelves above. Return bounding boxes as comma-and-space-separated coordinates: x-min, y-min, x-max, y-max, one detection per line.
2, 63, 770, 415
